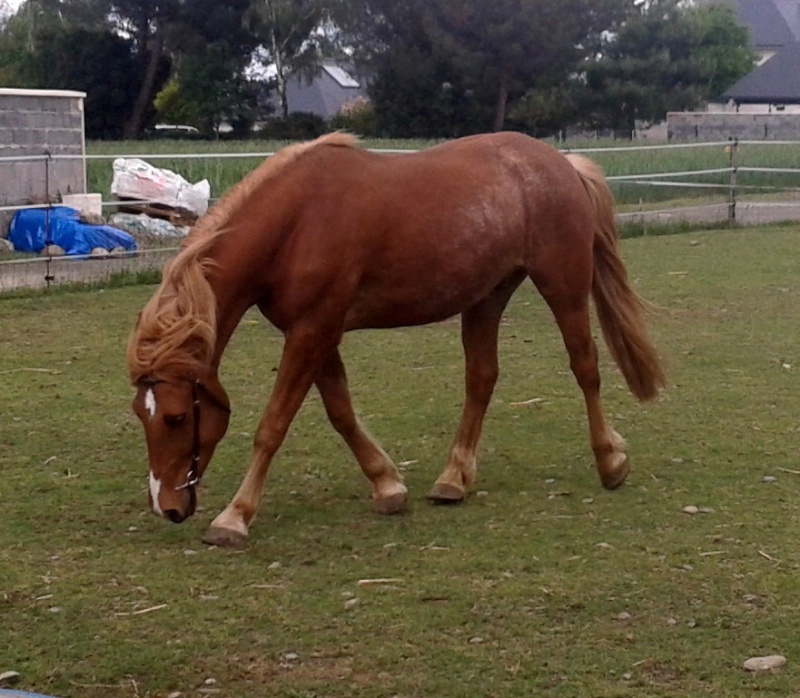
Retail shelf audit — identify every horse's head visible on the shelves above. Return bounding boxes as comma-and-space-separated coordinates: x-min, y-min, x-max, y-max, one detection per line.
132, 370, 231, 523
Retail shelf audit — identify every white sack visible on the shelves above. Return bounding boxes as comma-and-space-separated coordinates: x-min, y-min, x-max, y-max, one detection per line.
111, 158, 210, 217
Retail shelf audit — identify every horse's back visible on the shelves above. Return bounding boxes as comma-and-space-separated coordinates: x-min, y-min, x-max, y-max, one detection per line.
235, 133, 597, 330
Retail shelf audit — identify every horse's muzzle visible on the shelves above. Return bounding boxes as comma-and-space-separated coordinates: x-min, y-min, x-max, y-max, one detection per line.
156, 486, 197, 524
165, 508, 188, 523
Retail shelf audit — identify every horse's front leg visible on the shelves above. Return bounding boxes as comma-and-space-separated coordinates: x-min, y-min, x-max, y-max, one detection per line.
316, 349, 407, 514
203, 325, 339, 547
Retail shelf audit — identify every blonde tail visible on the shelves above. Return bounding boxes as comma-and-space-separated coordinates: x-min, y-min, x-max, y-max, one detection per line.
565, 153, 666, 402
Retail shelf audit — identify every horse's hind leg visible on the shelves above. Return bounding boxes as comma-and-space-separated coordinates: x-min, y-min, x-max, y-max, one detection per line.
316, 349, 408, 514
428, 275, 523, 503
546, 296, 629, 489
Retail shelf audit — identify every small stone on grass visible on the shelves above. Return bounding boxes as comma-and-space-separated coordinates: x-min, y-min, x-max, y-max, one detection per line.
743, 655, 786, 672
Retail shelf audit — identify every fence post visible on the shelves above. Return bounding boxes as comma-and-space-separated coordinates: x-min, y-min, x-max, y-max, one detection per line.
44, 151, 55, 289
727, 137, 738, 227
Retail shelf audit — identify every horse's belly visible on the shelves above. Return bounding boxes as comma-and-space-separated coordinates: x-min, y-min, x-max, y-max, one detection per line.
344, 263, 518, 330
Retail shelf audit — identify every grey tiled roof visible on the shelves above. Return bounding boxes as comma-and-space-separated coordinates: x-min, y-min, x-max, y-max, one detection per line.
722, 42, 800, 102
733, 0, 797, 47
712, 0, 800, 103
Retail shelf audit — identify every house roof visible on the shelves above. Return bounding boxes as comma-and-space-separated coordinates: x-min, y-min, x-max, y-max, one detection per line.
714, 0, 800, 48
722, 41, 800, 103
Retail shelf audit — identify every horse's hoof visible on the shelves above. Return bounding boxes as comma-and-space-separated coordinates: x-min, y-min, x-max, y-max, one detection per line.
426, 482, 466, 504
374, 492, 407, 515
202, 526, 247, 548
600, 455, 630, 490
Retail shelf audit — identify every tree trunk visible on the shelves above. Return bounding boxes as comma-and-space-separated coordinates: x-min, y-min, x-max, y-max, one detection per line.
493, 69, 509, 132
271, 26, 289, 120
123, 33, 164, 140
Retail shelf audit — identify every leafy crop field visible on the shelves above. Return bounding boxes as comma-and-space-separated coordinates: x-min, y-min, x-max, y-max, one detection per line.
2, 225, 800, 697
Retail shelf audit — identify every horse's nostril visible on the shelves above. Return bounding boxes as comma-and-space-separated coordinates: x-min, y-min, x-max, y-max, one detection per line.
165, 508, 186, 524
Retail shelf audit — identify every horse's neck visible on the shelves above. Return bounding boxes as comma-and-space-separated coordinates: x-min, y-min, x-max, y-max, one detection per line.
207, 278, 253, 369
204, 229, 273, 369
200, 190, 289, 367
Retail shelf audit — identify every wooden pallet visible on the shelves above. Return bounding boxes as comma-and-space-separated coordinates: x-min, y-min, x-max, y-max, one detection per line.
115, 198, 198, 227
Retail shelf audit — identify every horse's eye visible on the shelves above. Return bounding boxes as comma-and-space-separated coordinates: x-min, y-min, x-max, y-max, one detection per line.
164, 413, 187, 427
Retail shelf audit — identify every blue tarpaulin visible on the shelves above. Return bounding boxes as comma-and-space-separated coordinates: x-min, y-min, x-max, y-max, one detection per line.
9, 206, 137, 257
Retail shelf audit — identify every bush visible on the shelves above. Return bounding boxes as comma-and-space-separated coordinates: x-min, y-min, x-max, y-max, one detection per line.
257, 112, 327, 140
331, 97, 380, 137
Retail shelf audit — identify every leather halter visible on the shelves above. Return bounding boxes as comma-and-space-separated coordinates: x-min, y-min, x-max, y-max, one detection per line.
139, 376, 231, 492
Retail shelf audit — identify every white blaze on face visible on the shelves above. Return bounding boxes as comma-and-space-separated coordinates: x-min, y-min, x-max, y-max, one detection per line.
144, 388, 157, 419
149, 471, 163, 516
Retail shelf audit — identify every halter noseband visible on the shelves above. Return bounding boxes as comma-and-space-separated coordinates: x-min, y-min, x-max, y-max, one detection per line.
140, 376, 231, 492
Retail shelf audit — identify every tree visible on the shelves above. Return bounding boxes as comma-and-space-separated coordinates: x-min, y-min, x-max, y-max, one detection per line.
0, 2, 155, 138
0, 0, 174, 136
583, 0, 756, 132
339, 0, 634, 135
154, 0, 259, 136
25, 26, 144, 138
691, 3, 755, 99
108, 0, 181, 139
509, 86, 577, 138
431, 0, 632, 131
166, 47, 260, 136
337, 0, 482, 137
246, 0, 329, 121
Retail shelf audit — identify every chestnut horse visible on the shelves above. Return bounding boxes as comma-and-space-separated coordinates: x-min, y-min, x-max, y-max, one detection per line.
127, 132, 665, 547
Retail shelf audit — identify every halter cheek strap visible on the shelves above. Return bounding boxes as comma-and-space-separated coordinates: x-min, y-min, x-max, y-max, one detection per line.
175, 380, 203, 492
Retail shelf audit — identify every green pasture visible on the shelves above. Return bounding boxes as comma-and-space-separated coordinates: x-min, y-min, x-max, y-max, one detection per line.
2, 225, 800, 697
85, 137, 800, 211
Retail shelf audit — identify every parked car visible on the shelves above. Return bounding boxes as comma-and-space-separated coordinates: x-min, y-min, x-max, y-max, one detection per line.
149, 124, 202, 139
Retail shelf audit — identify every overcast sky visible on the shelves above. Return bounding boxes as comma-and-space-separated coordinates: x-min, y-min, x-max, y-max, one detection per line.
1, 0, 22, 17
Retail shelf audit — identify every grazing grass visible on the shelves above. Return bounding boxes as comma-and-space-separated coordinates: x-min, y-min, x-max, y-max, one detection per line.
2, 225, 800, 697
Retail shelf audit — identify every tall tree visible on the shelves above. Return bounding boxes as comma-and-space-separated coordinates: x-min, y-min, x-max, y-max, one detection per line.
432, 0, 632, 131
25, 26, 144, 138
157, 0, 259, 135
583, 0, 755, 132
336, 0, 482, 137
246, 0, 329, 121
339, 0, 634, 135
107, 0, 181, 139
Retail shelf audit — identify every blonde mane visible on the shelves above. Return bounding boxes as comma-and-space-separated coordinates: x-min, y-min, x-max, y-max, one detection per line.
127, 132, 359, 383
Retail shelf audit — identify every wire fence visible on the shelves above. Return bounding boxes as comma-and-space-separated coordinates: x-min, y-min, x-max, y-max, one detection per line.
2, 138, 799, 293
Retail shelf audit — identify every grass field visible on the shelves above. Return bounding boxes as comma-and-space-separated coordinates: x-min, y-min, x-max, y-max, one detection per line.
85, 137, 800, 209
2, 225, 800, 697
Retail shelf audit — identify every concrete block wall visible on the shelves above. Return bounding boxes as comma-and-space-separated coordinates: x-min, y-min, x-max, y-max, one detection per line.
0, 89, 87, 213
667, 112, 800, 141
